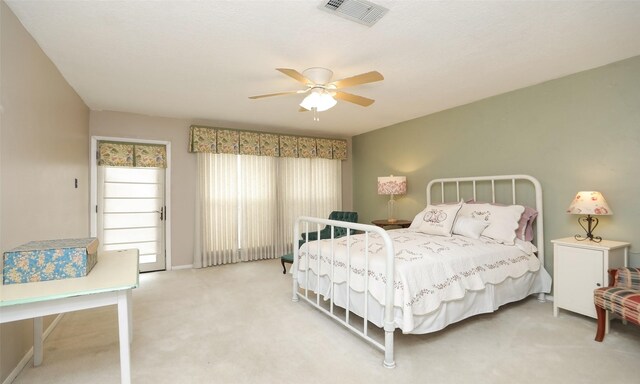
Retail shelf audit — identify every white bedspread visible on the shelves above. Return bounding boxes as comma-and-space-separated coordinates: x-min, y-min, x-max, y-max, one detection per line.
296, 229, 547, 331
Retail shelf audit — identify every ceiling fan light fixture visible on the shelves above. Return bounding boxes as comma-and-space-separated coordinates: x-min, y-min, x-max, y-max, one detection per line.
299, 91, 337, 112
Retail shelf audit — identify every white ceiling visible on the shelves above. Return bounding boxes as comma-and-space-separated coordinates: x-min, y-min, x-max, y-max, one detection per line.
7, 0, 640, 137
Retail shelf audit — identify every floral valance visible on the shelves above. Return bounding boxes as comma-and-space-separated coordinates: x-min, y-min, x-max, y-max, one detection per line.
188, 125, 348, 160
98, 141, 167, 168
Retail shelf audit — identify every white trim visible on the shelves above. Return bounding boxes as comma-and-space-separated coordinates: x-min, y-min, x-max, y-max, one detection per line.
90, 136, 172, 271
2, 314, 64, 384
171, 264, 193, 270
165, 141, 172, 270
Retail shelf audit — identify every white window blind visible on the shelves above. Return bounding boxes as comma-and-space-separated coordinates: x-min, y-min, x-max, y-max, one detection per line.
194, 153, 341, 267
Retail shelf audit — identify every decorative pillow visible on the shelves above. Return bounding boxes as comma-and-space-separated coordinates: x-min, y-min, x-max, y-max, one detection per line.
409, 208, 427, 229
452, 216, 490, 239
409, 201, 463, 229
415, 202, 463, 237
516, 206, 538, 242
466, 200, 538, 242
457, 203, 524, 244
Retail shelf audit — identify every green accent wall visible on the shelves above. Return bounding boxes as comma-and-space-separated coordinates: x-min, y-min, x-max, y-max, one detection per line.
353, 55, 640, 274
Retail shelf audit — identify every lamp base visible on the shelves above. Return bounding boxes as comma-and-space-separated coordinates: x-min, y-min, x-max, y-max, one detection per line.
574, 215, 602, 243
387, 195, 396, 223
574, 233, 603, 243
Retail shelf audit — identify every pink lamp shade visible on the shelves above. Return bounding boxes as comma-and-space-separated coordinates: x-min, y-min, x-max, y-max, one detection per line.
377, 175, 407, 195
566, 191, 612, 216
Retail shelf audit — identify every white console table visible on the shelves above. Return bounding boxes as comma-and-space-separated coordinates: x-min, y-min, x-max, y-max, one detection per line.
0, 249, 139, 384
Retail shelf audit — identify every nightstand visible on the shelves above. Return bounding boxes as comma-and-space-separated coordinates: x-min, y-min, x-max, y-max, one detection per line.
371, 219, 411, 228
552, 237, 629, 320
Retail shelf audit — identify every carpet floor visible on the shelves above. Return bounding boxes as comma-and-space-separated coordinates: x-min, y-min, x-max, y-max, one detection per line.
12, 258, 640, 384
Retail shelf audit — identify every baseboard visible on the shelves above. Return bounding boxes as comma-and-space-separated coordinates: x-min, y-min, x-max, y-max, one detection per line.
171, 264, 193, 270
2, 314, 64, 384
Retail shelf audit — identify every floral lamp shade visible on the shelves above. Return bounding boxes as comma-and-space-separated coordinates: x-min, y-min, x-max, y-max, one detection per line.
377, 175, 407, 196
566, 191, 612, 215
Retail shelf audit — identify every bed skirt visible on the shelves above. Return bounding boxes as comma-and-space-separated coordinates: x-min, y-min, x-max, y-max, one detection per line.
295, 267, 551, 334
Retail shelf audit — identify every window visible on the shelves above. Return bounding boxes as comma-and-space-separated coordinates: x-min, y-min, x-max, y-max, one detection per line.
195, 154, 341, 267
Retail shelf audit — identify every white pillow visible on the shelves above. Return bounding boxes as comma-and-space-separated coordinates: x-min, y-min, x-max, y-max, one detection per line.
452, 217, 490, 239
409, 208, 427, 229
457, 203, 525, 245
415, 202, 463, 237
409, 201, 461, 229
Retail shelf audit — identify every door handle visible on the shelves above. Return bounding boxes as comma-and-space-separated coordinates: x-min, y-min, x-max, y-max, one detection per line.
155, 207, 164, 221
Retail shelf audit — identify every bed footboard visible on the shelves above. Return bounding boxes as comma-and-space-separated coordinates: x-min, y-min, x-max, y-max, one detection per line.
291, 216, 396, 368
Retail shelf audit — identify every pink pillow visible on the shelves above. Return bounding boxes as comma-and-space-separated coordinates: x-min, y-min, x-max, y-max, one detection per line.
517, 206, 538, 242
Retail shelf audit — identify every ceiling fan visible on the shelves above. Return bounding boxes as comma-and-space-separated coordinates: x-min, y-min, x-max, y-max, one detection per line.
249, 67, 384, 121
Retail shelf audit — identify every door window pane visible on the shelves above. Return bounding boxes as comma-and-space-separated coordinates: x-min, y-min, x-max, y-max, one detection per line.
98, 165, 166, 271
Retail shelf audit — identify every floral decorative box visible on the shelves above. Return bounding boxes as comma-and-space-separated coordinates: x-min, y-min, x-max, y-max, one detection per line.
3, 238, 99, 284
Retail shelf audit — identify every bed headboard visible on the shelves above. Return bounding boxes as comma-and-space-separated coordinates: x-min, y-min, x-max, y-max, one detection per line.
426, 174, 544, 266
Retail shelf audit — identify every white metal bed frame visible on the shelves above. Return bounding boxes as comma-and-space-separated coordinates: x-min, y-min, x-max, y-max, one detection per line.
291, 174, 544, 369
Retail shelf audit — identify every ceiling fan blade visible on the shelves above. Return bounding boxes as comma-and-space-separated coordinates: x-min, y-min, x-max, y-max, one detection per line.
329, 71, 384, 89
333, 91, 375, 107
276, 68, 313, 85
248, 90, 305, 99
298, 107, 309, 112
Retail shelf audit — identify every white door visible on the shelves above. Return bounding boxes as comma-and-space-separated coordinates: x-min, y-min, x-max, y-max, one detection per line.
97, 166, 166, 272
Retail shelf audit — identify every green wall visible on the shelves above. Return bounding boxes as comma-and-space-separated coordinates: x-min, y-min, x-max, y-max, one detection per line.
353, 55, 640, 274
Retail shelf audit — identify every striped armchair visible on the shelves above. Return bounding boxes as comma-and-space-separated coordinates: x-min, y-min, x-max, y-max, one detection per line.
594, 267, 640, 342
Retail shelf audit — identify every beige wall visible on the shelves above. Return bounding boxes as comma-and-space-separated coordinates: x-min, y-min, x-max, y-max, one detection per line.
90, 111, 354, 267
352, 55, 640, 275
0, 1, 90, 382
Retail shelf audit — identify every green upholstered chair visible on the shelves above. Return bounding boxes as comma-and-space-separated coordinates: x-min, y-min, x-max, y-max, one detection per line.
281, 211, 358, 274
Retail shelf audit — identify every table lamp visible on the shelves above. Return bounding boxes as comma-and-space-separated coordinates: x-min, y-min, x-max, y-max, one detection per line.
377, 175, 406, 223
566, 191, 612, 243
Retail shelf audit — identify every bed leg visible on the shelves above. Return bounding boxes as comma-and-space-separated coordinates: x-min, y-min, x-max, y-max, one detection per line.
292, 273, 299, 302
537, 292, 546, 303
383, 323, 396, 369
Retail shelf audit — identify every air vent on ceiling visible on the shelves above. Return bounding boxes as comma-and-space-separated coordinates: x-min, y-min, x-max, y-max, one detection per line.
319, 0, 388, 27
